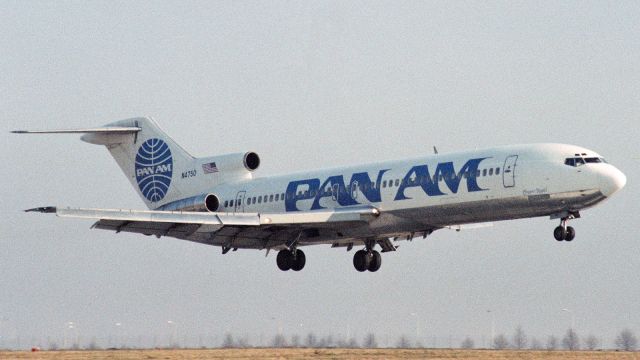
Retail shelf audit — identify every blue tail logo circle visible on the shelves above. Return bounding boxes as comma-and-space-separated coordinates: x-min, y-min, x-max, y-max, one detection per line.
135, 138, 173, 202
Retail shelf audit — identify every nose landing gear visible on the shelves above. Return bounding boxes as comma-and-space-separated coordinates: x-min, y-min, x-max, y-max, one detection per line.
554, 217, 576, 241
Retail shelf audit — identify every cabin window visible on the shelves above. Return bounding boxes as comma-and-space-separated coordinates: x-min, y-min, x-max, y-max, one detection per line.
237, 199, 241, 206
489, 168, 494, 176
281, 193, 285, 199
229, 200, 234, 207
275, 194, 279, 201
247, 198, 251, 205
224, 200, 228, 208
482, 169, 487, 176
382, 180, 387, 188
269, 194, 274, 202
496, 168, 500, 175
258, 197, 262, 204
476, 170, 480, 178
393, 179, 398, 186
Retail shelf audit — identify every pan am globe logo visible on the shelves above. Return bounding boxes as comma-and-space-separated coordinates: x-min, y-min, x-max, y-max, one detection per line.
135, 138, 173, 202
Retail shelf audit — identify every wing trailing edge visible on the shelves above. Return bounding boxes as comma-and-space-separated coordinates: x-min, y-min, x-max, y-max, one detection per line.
24, 206, 380, 226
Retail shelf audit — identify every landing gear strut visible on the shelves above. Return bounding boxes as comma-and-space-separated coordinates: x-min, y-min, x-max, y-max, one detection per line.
276, 249, 306, 271
353, 240, 382, 272
554, 217, 576, 241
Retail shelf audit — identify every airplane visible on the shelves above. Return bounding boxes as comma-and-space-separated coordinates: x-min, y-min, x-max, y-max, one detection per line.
13, 117, 627, 272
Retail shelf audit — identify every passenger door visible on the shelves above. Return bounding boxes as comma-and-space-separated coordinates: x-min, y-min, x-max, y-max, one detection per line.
234, 191, 246, 213
503, 155, 518, 188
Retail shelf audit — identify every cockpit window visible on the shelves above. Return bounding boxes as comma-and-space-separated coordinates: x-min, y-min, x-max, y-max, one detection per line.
585, 157, 607, 163
565, 156, 606, 167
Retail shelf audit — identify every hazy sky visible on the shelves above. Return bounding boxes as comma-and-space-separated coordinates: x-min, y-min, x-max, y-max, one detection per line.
1, 0, 639, 349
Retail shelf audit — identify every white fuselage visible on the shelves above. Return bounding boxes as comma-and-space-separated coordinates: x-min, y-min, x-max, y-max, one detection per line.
160, 143, 626, 246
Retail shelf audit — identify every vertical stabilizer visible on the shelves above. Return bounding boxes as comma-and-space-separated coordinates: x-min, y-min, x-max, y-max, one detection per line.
81, 117, 194, 209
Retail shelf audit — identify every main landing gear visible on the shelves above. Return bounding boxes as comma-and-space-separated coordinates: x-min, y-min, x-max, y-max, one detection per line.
553, 217, 576, 241
353, 240, 382, 272
276, 249, 306, 271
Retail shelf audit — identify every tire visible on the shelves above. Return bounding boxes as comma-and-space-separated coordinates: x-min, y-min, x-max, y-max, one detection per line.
353, 250, 369, 272
368, 251, 382, 272
291, 250, 306, 271
565, 226, 575, 241
554, 226, 566, 241
276, 250, 292, 271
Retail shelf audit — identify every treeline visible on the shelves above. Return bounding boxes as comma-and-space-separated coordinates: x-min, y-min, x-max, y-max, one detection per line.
460, 326, 638, 352
218, 327, 638, 351
2, 327, 637, 351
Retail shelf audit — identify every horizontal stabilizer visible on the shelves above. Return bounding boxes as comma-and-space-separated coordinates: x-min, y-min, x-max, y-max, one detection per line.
11, 127, 141, 134
25, 206, 57, 213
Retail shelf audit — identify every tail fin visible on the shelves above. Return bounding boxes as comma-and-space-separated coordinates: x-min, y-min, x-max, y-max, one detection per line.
13, 117, 194, 209
14, 117, 260, 210
79, 117, 194, 209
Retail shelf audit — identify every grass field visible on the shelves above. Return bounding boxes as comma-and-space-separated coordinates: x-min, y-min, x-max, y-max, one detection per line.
1, 348, 638, 360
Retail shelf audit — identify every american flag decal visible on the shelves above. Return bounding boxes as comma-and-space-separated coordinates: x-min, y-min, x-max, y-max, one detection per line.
202, 162, 219, 174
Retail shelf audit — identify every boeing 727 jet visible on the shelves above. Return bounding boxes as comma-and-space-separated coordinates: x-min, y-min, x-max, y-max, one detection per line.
13, 117, 626, 272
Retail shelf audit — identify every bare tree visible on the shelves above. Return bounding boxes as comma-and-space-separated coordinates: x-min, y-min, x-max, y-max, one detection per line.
493, 334, 510, 350
347, 337, 359, 348
86, 337, 100, 350
460, 337, 474, 349
235, 336, 249, 348
584, 335, 599, 350
272, 334, 287, 348
562, 328, 580, 350
318, 335, 334, 348
305, 332, 317, 347
363, 333, 377, 348
530, 337, 542, 350
396, 335, 411, 348
222, 333, 235, 348
545, 335, 558, 350
512, 326, 527, 349
615, 329, 638, 351
290, 334, 300, 348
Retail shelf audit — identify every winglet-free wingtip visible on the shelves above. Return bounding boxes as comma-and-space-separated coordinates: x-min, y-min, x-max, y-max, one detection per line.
24, 206, 57, 213
11, 130, 28, 134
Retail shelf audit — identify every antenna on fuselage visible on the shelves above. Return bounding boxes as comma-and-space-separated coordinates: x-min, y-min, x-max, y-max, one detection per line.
433, 146, 438, 155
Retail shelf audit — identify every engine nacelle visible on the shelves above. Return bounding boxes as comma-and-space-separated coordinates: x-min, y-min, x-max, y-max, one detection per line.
157, 193, 221, 212
204, 151, 260, 173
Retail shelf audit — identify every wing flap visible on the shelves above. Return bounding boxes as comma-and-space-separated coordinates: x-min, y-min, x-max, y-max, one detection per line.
34, 206, 379, 226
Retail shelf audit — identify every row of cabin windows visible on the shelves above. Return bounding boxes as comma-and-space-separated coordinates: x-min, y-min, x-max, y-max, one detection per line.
222, 167, 504, 208
381, 167, 502, 188
224, 193, 287, 208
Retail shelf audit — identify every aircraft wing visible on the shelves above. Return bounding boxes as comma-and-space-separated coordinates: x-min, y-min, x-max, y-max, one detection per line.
25, 206, 381, 250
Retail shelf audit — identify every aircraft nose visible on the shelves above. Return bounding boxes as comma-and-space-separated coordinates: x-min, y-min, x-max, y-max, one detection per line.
600, 166, 627, 197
